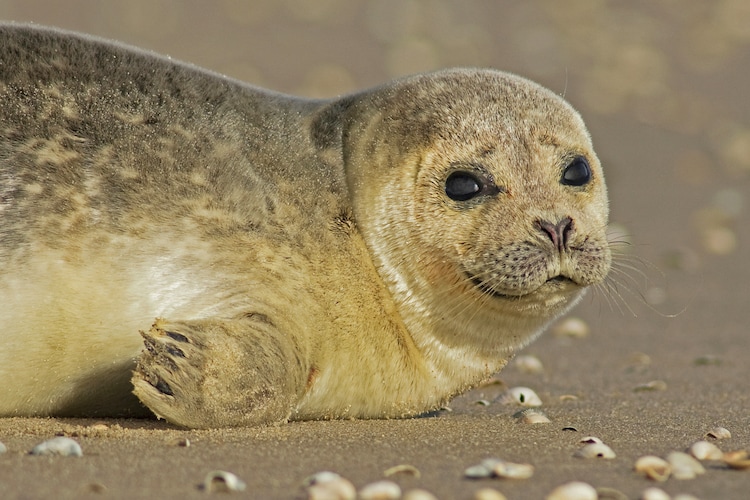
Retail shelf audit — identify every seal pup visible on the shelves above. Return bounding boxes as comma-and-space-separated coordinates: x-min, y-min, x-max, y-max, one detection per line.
0, 24, 611, 428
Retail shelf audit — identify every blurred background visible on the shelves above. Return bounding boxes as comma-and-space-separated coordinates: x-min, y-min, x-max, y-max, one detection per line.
2, 0, 749, 370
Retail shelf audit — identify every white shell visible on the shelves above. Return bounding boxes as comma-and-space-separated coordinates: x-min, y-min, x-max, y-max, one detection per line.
30, 436, 83, 457
202, 471, 246, 493
384, 464, 421, 478
688, 440, 723, 460
666, 451, 705, 480
552, 317, 590, 338
640, 487, 671, 500
705, 426, 731, 439
497, 387, 542, 407
473, 488, 508, 500
574, 442, 616, 459
465, 458, 534, 479
514, 408, 551, 424
514, 355, 544, 374
402, 489, 439, 500
0, 442, 6, 454
358, 480, 402, 500
304, 472, 356, 500
634, 455, 671, 482
546, 481, 597, 500
673, 495, 700, 500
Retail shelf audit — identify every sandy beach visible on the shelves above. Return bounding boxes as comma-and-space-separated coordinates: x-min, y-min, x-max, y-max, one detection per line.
1, 1, 749, 498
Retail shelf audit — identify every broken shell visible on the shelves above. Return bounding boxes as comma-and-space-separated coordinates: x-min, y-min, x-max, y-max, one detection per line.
666, 451, 705, 479
496, 387, 542, 407
634, 456, 672, 482
633, 380, 668, 392
514, 355, 544, 374
553, 317, 590, 338
476, 399, 491, 406
202, 471, 246, 493
513, 408, 551, 424
30, 436, 83, 457
574, 442, 616, 459
304, 472, 356, 500
579, 436, 603, 445
723, 450, 750, 470
384, 464, 421, 478
358, 480, 401, 500
490, 460, 535, 479
546, 481, 597, 500
474, 488, 508, 500
640, 487, 670, 500
705, 426, 732, 440
402, 489, 438, 500
688, 440, 723, 460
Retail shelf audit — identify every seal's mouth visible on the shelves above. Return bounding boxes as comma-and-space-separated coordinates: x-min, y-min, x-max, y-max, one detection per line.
469, 274, 578, 299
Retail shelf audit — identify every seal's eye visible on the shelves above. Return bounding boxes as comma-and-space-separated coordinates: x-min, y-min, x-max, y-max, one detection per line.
561, 157, 592, 186
445, 172, 483, 201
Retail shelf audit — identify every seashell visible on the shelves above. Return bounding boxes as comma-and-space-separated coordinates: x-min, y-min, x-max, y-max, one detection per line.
705, 426, 731, 440
304, 472, 356, 500
30, 436, 83, 457
496, 387, 542, 407
559, 395, 579, 402
688, 440, 722, 460
596, 487, 628, 500
666, 451, 705, 479
473, 488, 508, 500
574, 442, 616, 459
402, 489, 438, 500
464, 464, 494, 479
202, 470, 246, 493
514, 355, 544, 374
640, 487, 670, 500
633, 380, 668, 392
561, 426, 578, 432
634, 456, 671, 482
673, 495, 700, 500
579, 436, 603, 445
546, 481, 597, 500
490, 460, 535, 479
513, 408, 550, 424
552, 317, 590, 338
358, 480, 402, 500
723, 450, 750, 470
0, 442, 6, 454
384, 464, 421, 478
475, 399, 491, 406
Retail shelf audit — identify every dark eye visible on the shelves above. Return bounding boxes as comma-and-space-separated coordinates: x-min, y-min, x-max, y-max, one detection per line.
445, 172, 482, 201
561, 157, 592, 186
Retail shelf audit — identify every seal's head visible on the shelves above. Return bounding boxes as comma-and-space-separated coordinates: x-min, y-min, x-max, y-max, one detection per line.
341, 68, 610, 362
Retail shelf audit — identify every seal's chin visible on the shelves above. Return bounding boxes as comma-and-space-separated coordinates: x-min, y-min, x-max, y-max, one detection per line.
470, 274, 580, 300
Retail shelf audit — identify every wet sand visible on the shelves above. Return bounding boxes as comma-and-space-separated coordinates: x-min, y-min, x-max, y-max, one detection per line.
1, 1, 749, 498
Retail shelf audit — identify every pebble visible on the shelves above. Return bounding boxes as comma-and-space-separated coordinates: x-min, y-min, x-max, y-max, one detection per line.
202, 470, 246, 493
546, 481, 598, 500
496, 387, 542, 407
513, 355, 544, 374
358, 480, 402, 500
30, 436, 83, 457
552, 317, 590, 338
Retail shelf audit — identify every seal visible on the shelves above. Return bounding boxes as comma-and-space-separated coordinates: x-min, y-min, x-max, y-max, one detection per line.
0, 24, 611, 428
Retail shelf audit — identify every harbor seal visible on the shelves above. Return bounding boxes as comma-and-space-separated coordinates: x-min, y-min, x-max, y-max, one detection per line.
0, 24, 611, 428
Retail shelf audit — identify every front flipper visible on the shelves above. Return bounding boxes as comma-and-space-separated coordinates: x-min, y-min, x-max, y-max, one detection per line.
132, 316, 305, 428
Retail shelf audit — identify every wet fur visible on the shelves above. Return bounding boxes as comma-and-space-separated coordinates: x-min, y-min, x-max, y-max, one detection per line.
0, 24, 610, 427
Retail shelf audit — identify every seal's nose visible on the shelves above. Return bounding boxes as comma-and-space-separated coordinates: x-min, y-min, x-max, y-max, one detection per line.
537, 217, 574, 252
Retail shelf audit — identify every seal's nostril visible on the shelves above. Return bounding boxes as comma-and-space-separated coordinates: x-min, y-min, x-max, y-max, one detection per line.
537, 217, 574, 251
